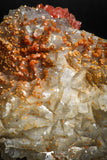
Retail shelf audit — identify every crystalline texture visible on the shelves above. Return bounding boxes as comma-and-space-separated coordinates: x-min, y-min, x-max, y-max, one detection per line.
0, 5, 107, 160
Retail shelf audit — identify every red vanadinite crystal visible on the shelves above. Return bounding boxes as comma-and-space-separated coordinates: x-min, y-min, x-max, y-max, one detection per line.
36, 4, 81, 29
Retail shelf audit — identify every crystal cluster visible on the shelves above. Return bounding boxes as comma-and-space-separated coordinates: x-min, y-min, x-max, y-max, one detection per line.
0, 5, 107, 160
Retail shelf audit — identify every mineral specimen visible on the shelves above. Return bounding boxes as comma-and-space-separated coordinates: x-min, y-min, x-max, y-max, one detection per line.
0, 5, 107, 160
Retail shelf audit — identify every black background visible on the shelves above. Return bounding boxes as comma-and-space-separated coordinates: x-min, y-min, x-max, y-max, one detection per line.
0, 0, 106, 39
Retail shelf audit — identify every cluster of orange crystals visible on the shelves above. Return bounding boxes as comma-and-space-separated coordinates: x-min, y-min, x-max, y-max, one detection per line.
0, 5, 106, 86
0, 7, 63, 81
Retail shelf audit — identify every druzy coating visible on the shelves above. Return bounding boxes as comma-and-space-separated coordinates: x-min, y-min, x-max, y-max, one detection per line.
0, 5, 107, 160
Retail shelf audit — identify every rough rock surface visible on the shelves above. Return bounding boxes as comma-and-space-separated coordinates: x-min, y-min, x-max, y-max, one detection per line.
0, 6, 107, 160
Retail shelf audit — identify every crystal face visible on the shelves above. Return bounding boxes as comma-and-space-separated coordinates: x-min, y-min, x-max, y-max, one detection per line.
0, 5, 107, 160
